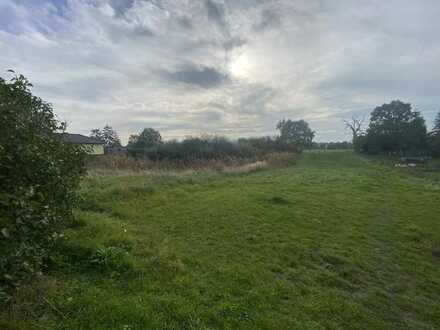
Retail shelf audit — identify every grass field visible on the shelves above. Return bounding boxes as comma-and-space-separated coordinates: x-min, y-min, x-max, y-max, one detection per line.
2, 151, 440, 329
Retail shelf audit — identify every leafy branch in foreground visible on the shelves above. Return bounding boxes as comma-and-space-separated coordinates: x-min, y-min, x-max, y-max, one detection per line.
0, 73, 86, 295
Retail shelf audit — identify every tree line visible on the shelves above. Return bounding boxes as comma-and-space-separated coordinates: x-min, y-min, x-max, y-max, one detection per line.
91, 119, 315, 161
92, 99, 440, 159
347, 100, 440, 157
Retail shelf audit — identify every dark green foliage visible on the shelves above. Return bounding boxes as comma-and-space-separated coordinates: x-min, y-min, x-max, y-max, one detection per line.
311, 141, 353, 150
357, 100, 428, 155
0, 73, 86, 291
429, 111, 440, 157
89, 246, 131, 273
128, 134, 297, 161
353, 133, 367, 153
127, 128, 162, 157
90, 125, 121, 147
156, 136, 243, 160
126, 120, 302, 161
276, 119, 315, 150
238, 136, 298, 155
265, 196, 290, 205
428, 134, 440, 157
137, 135, 244, 160
433, 111, 440, 135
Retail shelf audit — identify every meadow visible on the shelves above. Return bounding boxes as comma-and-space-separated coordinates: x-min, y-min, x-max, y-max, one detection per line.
2, 151, 439, 329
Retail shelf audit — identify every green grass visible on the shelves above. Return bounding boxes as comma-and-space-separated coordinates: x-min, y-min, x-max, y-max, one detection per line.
2, 151, 440, 329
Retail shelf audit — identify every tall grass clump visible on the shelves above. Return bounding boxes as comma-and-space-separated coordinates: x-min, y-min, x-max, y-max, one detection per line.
87, 152, 297, 173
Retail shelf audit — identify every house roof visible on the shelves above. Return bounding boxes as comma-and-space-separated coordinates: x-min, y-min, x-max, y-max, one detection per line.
59, 133, 104, 145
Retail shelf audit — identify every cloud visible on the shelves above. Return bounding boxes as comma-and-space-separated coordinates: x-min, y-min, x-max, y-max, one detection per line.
239, 85, 276, 115
162, 65, 229, 89
205, 0, 226, 26
253, 9, 282, 31
110, 0, 135, 16
0, 0, 439, 143
177, 16, 194, 30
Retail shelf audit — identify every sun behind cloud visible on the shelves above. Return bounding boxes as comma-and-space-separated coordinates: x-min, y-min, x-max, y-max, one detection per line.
228, 51, 254, 80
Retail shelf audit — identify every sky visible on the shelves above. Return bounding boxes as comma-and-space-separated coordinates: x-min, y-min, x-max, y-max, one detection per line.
1, 0, 439, 143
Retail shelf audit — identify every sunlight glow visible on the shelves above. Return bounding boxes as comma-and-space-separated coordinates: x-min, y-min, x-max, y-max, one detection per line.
228, 52, 253, 79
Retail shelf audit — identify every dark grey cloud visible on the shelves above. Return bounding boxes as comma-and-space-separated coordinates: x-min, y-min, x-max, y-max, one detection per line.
205, 0, 226, 26
240, 85, 276, 115
110, 0, 135, 16
162, 65, 229, 89
254, 9, 282, 31
222, 37, 247, 51
177, 16, 194, 30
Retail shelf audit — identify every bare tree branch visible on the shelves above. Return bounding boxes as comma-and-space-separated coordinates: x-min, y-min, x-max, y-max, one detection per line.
344, 116, 365, 142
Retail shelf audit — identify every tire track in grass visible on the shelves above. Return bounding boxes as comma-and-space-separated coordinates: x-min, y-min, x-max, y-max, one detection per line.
364, 168, 432, 329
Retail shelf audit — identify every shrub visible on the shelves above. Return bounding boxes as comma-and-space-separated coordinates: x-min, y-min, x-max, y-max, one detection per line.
0, 73, 86, 292
311, 141, 353, 150
428, 111, 440, 157
127, 133, 298, 162
428, 133, 440, 157
90, 246, 131, 273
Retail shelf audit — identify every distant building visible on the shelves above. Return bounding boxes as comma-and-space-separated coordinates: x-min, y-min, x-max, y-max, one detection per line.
59, 133, 104, 155
105, 145, 128, 156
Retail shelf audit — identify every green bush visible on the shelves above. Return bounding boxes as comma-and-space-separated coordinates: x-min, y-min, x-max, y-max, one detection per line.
429, 111, 440, 157
428, 134, 440, 157
0, 73, 86, 291
128, 133, 298, 161
90, 246, 132, 273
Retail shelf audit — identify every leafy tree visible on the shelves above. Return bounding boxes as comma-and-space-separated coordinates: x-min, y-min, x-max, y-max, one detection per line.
127, 128, 162, 156
428, 111, 440, 156
0, 73, 86, 293
361, 100, 427, 155
276, 119, 315, 150
90, 124, 121, 147
433, 111, 440, 135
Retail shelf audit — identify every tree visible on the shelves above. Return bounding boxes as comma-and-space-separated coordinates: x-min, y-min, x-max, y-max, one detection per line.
127, 128, 162, 156
362, 100, 427, 155
433, 111, 440, 136
276, 119, 315, 149
428, 111, 440, 156
0, 73, 86, 291
90, 124, 121, 147
344, 116, 364, 143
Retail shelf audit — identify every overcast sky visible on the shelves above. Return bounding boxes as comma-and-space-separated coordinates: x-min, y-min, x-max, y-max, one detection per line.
1, 0, 439, 143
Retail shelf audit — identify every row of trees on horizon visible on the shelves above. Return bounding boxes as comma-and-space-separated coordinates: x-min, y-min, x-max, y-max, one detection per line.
91, 100, 440, 159
91, 120, 315, 160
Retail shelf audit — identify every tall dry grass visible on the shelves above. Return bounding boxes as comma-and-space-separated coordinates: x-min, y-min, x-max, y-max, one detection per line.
86, 152, 296, 177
